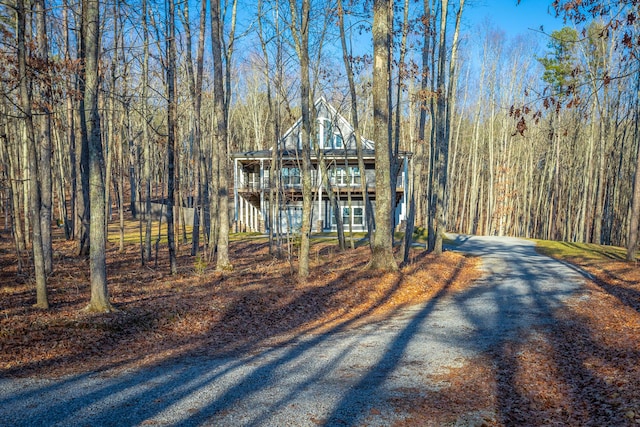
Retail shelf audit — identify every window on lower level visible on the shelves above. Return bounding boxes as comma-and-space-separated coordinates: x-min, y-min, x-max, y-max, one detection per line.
334, 206, 364, 226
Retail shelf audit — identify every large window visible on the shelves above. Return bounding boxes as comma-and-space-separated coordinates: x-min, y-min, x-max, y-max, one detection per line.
334, 206, 364, 227
322, 120, 344, 149
281, 167, 301, 186
331, 166, 360, 186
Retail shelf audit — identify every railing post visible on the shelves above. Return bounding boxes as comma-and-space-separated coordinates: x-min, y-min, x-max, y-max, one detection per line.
234, 158, 239, 225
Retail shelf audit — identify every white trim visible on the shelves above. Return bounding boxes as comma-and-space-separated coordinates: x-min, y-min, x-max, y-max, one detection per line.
234, 158, 238, 223
318, 168, 322, 230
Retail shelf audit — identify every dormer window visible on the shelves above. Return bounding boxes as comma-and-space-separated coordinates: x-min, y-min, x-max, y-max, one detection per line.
333, 133, 343, 149
323, 125, 344, 149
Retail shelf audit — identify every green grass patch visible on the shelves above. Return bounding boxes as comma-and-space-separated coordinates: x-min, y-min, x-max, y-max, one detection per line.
229, 231, 264, 241
412, 227, 429, 243
534, 239, 630, 262
442, 234, 456, 246
107, 220, 194, 245
314, 231, 368, 238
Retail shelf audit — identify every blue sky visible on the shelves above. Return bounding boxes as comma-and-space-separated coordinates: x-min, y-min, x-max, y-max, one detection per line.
464, 0, 566, 38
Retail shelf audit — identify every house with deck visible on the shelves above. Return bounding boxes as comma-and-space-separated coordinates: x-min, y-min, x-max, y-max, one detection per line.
232, 97, 410, 234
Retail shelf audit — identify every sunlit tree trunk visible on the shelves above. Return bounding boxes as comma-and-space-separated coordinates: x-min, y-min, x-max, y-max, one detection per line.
627, 70, 640, 260
257, 0, 284, 257
83, 0, 113, 312
337, 0, 374, 246
369, 0, 397, 271
289, 0, 313, 278
429, 0, 449, 253
212, 0, 233, 271
17, 0, 48, 308
182, 0, 206, 257
415, 0, 432, 233
141, 0, 152, 264
77, 0, 91, 257
34, 0, 53, 275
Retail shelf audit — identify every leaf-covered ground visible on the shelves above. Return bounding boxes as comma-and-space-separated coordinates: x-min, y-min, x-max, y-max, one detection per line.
1, 230, 639, 426
395, 243, 640, 426
0, 231, 479, 379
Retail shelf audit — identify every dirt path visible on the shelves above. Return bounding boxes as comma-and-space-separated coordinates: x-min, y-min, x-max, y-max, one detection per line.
0, 235, 586, 426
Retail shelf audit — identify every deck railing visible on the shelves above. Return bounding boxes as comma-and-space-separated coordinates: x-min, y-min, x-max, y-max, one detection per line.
235, 171, 405, 192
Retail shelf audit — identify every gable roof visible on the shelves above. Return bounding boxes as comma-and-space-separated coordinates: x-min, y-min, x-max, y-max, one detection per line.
279, 96, 375, 150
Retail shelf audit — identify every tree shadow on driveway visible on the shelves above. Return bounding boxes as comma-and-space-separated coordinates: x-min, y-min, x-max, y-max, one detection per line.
2, 235, 607, 426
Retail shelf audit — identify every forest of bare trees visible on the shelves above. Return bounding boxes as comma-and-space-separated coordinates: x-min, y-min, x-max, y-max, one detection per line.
0, 0, 638, 311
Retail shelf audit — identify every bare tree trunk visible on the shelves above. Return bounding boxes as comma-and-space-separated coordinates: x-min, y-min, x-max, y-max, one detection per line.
183, 0, 206, 257
430, 0, 449, 253
34, 0, 53, 275
4, 126, 26, 259
77, 0, 91, 257
1, 123, 24, 271
579, 117, 596, 242
627, 70, 640, 260
430, 0, 463, 254
107, 0, 123, 251
142, 0, 152, 264
17, 0, 48, 308
212, 0, 232, 271
83, 0, 113, 312
166, 0, 178, 274
52, 115, 70, 239
337, 0, 374, 246
370, 0, 397, 271
415, 0, 432, 233
426, 1, 438, 250
257, 0, 283, 257
391, 0, 410, 222
443, 0, 464, 230
223, 0, 238, 135
593, 122, 606, 243
62, 0, 78, 241
288, 0, 313, 278
118, 112, 126, 252
319, 156, 345, 250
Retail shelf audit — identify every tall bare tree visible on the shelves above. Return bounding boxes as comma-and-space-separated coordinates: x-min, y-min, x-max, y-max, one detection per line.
62, 0, 77, 242
287, 0, 313, 278
166, 0, 178, 274
82, 0, 113, 312
141, 0, 153, 264
17, 0, 48, 308
212, 0, 233, 271
257, 0, 286, 257
34, 0, 53, 275
428, 0, 464, 254
627, 71, 640, 259
182, 0, 207, 257
370, 0, 397, 271
337, 0, 375, 248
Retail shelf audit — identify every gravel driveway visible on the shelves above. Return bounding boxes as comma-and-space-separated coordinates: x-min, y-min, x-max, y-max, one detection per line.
1, 235, 585, 426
